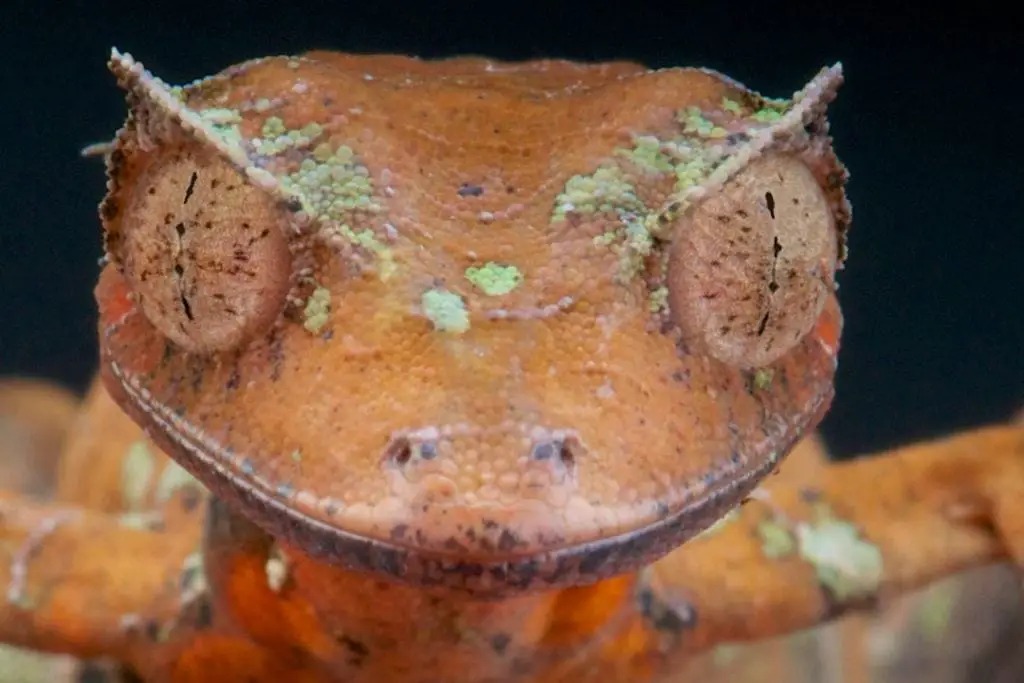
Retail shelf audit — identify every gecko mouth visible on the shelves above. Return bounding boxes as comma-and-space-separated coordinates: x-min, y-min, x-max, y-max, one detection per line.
104, 354, 831, 596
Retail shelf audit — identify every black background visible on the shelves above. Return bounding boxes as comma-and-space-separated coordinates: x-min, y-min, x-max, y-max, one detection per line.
1, 2, 1020, 459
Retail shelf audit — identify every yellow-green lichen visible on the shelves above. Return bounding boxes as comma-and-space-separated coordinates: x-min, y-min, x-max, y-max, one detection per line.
121, 440, 156, 512
796, 508, 884, 602
551, 166, 644, 221
757, 518, 797, 559
260, 116, 287, 138
255, 119, 324, 156
283, 144, 380, 218
754, 368, 774, 390
155, 461, 201, 504
649, 285, 669, 314
198, 107, 243, 147
303, 286, 331, 334
422, 289, 470, 334
721, 97, 743, 114
465, 262, 523, 296
677, 106, 728, 139
618, 135, 675, 174
617, 212, 654, 282
326, 223, 396, 280
750, 98, 789, 123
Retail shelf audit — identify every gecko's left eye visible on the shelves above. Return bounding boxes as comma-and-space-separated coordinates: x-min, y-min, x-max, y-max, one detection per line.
108, 142, 293, 353
665, 153, 838, 368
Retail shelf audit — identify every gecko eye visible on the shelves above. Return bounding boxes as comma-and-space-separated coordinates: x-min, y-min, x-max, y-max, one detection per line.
111, 143, 293, 353
666, 153, 837, 368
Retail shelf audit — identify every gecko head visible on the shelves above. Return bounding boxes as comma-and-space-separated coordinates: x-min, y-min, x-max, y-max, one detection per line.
96, 49, 848, 595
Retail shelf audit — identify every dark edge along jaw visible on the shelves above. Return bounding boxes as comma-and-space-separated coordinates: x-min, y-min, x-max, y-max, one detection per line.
100, 347, 834, 598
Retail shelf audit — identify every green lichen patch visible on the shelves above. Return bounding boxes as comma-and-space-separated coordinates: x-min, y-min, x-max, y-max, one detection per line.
796, 509, 884, 602
155, 461, 201, 504
121, 440, 156, 512
721, 97, 743, 115
323, 223, 396, 280
197, 107, 244, 148
551, 166, 644, 222
677, 106, 728, 139
757, 518, 797, 559
282, 144, 380, 218
648, 286, 669, 314
254, 117, 324, 156
753, 368, 775, 391
302, 286, 331, 334
422, 289, 470, 334
618, 135, 675, 174
465, 262, 523, 296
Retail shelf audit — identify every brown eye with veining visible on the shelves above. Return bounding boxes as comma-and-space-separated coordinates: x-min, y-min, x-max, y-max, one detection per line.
113, 143, 292, 353
666, 154, 838, 368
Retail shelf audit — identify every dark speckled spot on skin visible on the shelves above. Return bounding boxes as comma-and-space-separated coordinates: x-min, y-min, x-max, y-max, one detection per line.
800, 487, 822, 502
390, 524, 408, 541
637, 582, 698, 634
490, 632, 512, 655
226, 360, 241, 390
335, 633, 369, 667
268, 331, 286, 381
497, 529, 520, 552
457, 183, 484, 197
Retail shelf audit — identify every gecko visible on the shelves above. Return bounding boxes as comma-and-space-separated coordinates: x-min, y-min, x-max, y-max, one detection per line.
1, 49, 1022, 683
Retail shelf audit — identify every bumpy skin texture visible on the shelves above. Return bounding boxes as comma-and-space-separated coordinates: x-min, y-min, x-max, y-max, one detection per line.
96, 49, 852, 595
0, 50, 1022, 683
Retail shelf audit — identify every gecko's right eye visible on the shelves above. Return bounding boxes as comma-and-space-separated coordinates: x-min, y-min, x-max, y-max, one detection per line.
665, 153, 838, 369
107, 142, 293, 354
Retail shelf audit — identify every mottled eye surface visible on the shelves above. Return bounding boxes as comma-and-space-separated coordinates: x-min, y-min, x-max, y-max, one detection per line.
114, 143, 292, 353
667, 153, 838, 368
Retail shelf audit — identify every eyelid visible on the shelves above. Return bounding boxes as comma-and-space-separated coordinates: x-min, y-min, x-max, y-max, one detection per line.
665, 153, 837, 369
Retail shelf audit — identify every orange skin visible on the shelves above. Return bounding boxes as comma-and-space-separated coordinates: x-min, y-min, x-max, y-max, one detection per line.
0, 50, 1022, 682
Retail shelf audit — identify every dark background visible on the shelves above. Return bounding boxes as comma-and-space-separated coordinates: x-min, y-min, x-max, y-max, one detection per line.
1, 2, 1019, 459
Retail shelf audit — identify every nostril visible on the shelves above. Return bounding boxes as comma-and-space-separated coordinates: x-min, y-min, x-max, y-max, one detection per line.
386, 436, 413, 467
385, 436, 440, 467
531, 437, 579, 471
